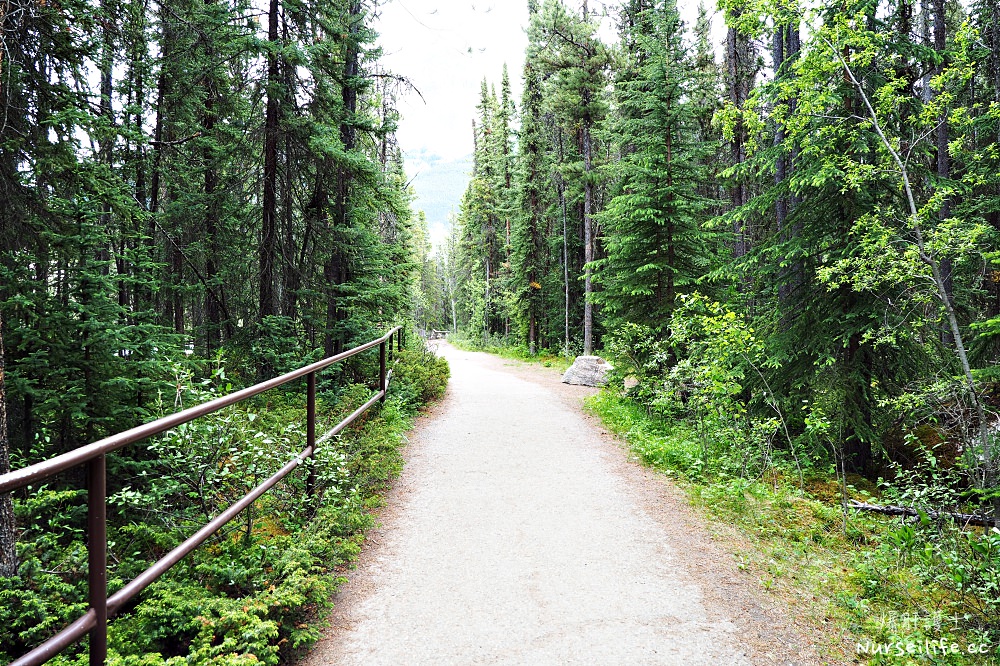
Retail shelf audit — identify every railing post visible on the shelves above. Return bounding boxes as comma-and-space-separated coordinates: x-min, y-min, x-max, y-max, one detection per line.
306, 372, 316, 498
379, 339, 387, 403
88, 454, 107, 666
397, 327, 403, 352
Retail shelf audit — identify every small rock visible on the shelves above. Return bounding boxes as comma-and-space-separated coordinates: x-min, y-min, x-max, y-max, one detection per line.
562, 355, 613, 387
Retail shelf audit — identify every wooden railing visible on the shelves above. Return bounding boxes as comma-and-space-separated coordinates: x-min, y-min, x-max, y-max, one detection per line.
0, 326, 405, 666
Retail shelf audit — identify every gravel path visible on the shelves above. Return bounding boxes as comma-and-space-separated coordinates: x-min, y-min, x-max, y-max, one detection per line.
303, 344, 841, 665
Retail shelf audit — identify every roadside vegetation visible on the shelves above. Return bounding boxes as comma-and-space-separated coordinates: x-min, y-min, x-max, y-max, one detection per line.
448, 332, 573, 374
420, 2, 1000, 663
1, 0, 443, 660
0, 345, 449, 665
589, 298, 1000, 666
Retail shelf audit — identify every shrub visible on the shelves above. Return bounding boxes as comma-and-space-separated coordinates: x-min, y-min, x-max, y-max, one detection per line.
3, 341, 450, 665
389, 347, 450, 409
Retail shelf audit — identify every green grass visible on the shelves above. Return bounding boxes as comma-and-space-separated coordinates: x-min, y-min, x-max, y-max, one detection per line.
586, 390, 1000, 666
448, 332, 574, 373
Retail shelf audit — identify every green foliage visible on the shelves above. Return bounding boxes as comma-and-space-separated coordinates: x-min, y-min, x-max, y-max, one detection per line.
0, 348, 449, 664
389, 348, 450, 409
589, 387, 1000, 664
593, 2, 717, 336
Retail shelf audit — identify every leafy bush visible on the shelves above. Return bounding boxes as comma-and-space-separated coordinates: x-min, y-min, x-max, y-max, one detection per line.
1, 342, 450, 665
389, 347, 449, 409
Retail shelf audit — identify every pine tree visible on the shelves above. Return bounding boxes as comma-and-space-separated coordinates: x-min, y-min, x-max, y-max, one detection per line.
534, 0, 608, 355
511, 41, 552, 354
594, 1, 714, 337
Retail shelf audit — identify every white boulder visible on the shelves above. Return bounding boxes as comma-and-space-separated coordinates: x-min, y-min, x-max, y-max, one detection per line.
562, 355, 613, 387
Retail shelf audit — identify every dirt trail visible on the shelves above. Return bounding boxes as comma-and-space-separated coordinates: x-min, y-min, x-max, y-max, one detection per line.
303, 344, 841, 665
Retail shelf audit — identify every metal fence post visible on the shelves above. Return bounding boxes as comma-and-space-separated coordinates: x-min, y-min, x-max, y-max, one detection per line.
88, 455, 107, 666
306, 372, 316, 498
379, 340, 387, 402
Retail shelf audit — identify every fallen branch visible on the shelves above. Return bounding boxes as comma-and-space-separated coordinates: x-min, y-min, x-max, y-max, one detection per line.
848, 500, 999, 529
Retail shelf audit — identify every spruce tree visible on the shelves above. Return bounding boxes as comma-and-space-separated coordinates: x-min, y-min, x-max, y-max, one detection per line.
533, 0, 608, 354
511, 38, 552, 353
594, 1, 714, 337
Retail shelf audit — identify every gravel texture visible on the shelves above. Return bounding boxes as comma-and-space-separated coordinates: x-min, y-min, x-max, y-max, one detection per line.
302, 344, 847, 666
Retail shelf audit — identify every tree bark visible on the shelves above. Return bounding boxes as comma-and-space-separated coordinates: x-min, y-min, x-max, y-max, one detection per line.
325, 0, 361, 356
560, 174, 570, 357
203, 15, 222, 350
280, 30, 298, 321
259, 0, 280, 322
0, 310, 18, 578
773, 23, 787, 241
581, 3, 594, 356
582, 109, 594, 356
934, 0, 954, 346
726, 21, 754, 261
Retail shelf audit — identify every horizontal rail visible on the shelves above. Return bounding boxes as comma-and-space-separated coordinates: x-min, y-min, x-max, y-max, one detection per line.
0, 327, 401, 494
0, 325, 405, 665
9, 612, 97, 666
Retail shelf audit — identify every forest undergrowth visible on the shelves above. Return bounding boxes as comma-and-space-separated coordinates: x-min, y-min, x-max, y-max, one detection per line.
448, 332, 574, 373
585, 297, 1000, 666
0, 346, 449, 665
589, 391, 1000, 666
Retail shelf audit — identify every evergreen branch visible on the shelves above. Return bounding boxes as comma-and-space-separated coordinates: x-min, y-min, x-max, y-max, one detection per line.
150, 132, 202, 147
148, 215, 235, 325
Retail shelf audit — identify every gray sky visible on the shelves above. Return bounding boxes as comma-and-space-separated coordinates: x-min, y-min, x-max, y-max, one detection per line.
376, 0, 532, 248
377, 0, 530, 162
374, 0, 722, 247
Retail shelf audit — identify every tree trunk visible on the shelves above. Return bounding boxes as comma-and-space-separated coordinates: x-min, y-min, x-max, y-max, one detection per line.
259, 0, 280, 322
281, 39, 298, 320
843, 328, 873, 474
934, 0, 954, 345
325, 0, 361, 356
0, 310, 18, 578
171, 244, 183, 333
561, 176, 570, 357
203, 30, 222, 351
786, 20, 802, 296
582, 116, 594, 355
147, 31, 166, 320
773, 22, 787, 243
726, 23, 752, 260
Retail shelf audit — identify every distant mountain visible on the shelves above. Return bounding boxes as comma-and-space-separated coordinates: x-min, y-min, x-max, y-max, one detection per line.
406, 150, 472, 247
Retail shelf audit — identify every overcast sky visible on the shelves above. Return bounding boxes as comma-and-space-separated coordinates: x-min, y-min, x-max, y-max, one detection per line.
374, 0, 530, 247
377, 1, 529, 160
374, 0, 722, 247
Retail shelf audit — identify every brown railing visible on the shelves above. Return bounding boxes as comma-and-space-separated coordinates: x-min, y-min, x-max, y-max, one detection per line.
0, 326, 405, 666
